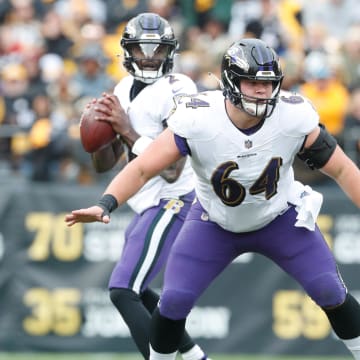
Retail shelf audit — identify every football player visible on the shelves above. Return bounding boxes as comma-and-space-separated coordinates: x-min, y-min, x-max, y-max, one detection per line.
66, 38, 360, 359
86, 12, 211, 360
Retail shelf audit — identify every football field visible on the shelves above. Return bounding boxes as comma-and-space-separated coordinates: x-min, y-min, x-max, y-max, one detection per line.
0, 353, 352, 360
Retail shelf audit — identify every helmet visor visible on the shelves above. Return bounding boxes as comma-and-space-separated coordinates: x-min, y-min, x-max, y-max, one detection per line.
128, 43, 172, 70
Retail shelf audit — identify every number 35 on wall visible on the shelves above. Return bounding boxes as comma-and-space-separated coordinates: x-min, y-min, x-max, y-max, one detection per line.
23, 288, 81, 336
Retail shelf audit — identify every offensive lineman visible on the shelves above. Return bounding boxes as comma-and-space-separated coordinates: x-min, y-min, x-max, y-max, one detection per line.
87, 12, 211, 360
66, 38, 360, 359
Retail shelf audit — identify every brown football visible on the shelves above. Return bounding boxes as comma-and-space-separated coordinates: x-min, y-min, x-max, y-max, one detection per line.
79, 100, 116, 153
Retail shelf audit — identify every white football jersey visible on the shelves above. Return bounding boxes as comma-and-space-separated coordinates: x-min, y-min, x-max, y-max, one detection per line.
113, 73, 197, 214
167, 90, 319, 232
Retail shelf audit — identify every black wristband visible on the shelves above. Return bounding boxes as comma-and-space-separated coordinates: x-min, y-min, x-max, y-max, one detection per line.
97, 194, 118, 217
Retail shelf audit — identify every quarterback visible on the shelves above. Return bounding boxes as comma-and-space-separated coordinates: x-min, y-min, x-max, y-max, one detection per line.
66, 38, 360, 359
86, 12, 210, 360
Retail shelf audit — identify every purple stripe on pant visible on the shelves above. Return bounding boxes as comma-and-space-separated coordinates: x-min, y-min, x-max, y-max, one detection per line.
108, 191, 195, 294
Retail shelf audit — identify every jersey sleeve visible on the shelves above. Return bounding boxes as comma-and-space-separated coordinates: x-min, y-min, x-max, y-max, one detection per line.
278, 92, 319, 138
167, 91, 220, 141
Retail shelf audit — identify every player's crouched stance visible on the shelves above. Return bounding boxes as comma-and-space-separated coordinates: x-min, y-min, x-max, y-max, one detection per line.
66, 38, 360, 359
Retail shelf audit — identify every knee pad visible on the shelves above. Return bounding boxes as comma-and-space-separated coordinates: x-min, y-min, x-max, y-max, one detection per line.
159, 289, 196, 320
304, 272, 347, 307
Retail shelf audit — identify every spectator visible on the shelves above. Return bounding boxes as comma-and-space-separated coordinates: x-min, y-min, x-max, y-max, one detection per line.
69, 43, 115, 99
174, 50, 215, 91
340, 25, 360, 90
229, 0, 288, 55
342, 88, 360, 167
53, 0, 106, 26
0, 0, 43, 56
303, 22, 330, 55
300, 51, 349, 141
104, 0, 147, 33
0, 62, 34, 169
41, 9, 74, 58
228, 0, 262, 40
280, 50, 304, 92
22, 93, 70, 181
22, 44, 48, 100
294, 51, 350, 185
179, 0, 233, 30
303, 0, 360, 42
277, 0, 304, 53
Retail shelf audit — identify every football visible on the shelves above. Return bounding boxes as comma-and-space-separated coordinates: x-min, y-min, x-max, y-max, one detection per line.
79, 100, 116, 153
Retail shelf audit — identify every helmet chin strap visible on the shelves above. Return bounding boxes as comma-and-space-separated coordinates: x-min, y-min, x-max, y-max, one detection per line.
133, 63, 165, 84
236, 82, 281, 118
239, 99, 267, 117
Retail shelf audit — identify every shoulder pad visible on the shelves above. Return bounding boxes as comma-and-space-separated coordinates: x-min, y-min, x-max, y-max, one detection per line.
278, 91, 319, 137
167, 91, 219, 140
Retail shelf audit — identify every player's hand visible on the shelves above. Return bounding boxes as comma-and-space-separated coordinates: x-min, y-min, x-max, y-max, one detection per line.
64, 205, 110, 227
96, 92, 132, 136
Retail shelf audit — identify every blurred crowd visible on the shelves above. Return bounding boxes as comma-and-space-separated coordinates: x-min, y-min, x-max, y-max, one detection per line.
1, 0, 360, 184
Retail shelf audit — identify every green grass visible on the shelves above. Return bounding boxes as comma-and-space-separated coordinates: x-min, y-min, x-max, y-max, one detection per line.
0, 354, 352, 360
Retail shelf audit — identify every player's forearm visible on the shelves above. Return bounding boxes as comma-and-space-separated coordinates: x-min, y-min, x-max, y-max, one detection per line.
334, 161, 360, 208
91, 137, 125, 173
119, 127, 140, 149
322, 149, 360, 207
104, 129, 182, 204
103, 160, 149, 205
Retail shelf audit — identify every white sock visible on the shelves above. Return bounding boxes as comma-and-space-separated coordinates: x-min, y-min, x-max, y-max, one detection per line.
343, 335, 360, 359
181, 344, 206, 360
149, 344, 177, 360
